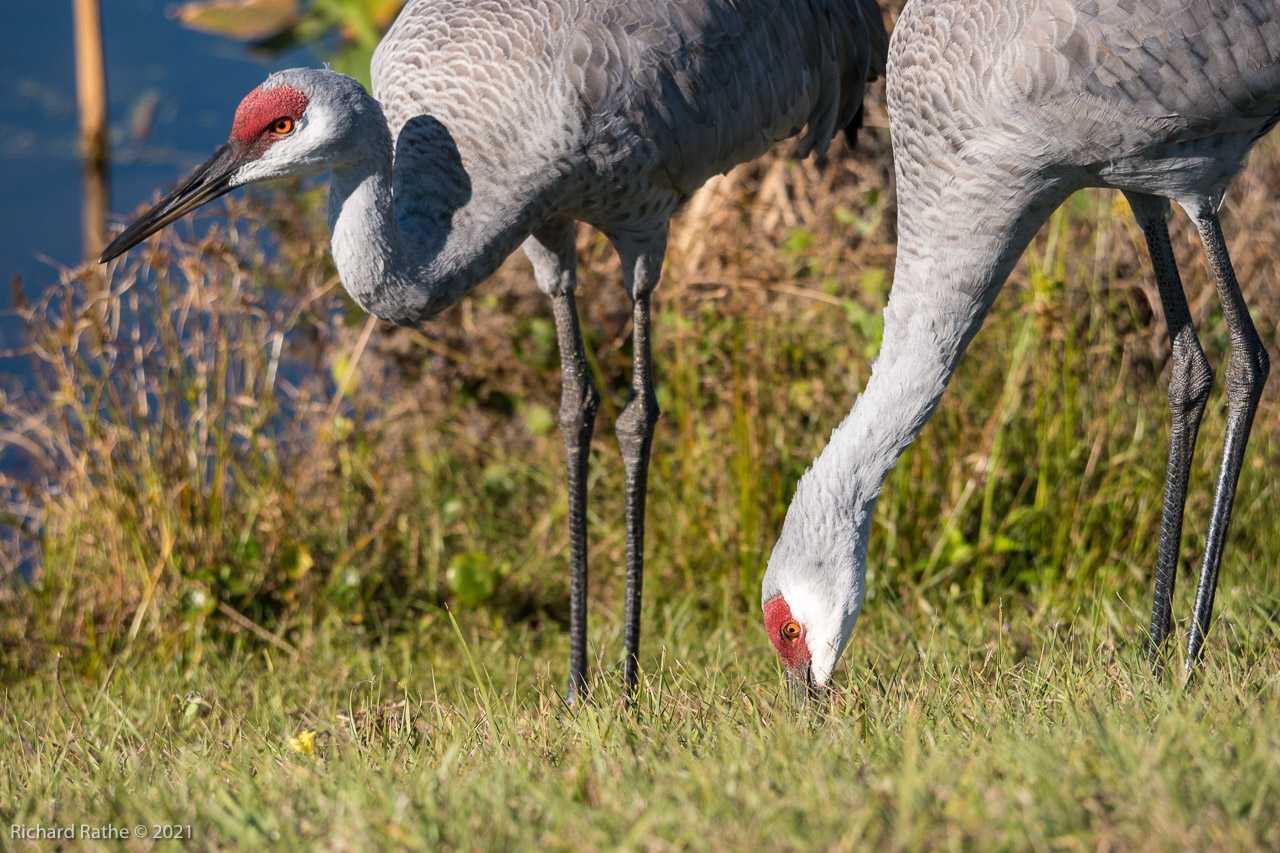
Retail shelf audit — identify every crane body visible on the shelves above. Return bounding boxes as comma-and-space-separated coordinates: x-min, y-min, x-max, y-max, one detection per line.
763, 0, 1280, 698
100, 0, 888, 703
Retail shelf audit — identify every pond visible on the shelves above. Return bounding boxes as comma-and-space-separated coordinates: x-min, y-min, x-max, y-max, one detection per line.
0, 0, 317, 476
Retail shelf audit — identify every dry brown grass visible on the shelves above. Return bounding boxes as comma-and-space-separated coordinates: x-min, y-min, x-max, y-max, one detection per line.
2, 98, 1279, 674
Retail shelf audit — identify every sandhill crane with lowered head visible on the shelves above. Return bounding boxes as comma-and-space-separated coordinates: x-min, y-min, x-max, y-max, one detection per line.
100, 0, 889, 703
763, 0, 1279, 699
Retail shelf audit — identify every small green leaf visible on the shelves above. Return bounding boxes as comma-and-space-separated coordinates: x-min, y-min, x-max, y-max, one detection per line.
994, 535, 1025, 554
446, 551, 499, 607
482, 464, 515, 497
523, 404, 556, 436
280, 542, 314, 580
440, 496, 464, 526
781, 227, 816, 257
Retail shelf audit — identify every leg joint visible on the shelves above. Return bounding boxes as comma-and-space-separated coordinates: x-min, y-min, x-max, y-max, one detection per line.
1225, 339, 1270, 402
1168, 336, 1214, 415
614, 393, 659, 450
559, 381, 600, 441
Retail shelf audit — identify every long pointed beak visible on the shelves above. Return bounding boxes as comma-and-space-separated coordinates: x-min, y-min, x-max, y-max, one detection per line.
99, 143, 246, 263
783, 662, 825, 709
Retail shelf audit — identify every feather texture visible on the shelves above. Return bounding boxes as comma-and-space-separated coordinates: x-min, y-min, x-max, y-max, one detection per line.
370, 0, 886, 256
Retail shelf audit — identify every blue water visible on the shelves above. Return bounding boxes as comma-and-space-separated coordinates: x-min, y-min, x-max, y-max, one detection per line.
0, 1, 316, 471
0, 1, 316, 353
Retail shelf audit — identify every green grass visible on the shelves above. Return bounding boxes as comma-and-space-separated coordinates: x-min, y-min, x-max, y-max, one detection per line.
6, 596, 1280, 850
3, 131, 1280, 849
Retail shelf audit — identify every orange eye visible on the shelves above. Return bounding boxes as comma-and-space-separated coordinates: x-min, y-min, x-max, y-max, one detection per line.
781, 620, 801, 641
271, 117, 294, 135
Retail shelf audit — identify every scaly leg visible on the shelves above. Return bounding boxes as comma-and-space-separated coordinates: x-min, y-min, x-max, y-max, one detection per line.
524, 222, 599, 704
1184, 204, 1270, 669
1126, 193, 1214, 670
614, 236, 666, 704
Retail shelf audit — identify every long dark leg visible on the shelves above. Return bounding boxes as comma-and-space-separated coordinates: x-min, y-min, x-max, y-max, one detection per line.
524, 223, 599, 704
554, 292, 599, 704
1184, 206, 1270, 669
615, 239, 666, 705
1127, 194, 1214, 670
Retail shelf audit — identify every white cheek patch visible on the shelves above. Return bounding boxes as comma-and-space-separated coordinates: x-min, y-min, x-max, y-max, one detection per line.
230, 110, 341, 186
231, 146, 291, 185
783, 582, 862, 687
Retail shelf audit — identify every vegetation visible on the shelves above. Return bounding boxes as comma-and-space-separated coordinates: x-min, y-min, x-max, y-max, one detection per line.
171, 0, 406, 87
3, 37, 1280, 852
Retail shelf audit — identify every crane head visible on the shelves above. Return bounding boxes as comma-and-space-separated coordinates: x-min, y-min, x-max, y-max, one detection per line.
100, 69, 374, 263
761, 497, 869, 707
762, 587, 858, 708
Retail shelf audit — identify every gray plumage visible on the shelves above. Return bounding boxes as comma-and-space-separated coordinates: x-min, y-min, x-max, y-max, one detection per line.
763, 0, 1279, 693
367, 0, 886, 700
99, 0, 888, 702
353, 0, 887, 323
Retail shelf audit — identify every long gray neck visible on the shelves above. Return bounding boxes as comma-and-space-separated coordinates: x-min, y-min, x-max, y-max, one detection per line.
763, 178, 1062, 607
768, 258, 992, 586
325, 109, 550, 326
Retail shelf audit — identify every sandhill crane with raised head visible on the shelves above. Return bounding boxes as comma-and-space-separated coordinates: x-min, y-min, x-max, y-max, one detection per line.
101, 0, 889, 703
763, 0, 1279, 699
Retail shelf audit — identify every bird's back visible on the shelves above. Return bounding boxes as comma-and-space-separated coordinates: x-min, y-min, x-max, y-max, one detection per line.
890, 0, 1280, 202
1004, 1, 1280, 139
563, 0, 887, 191
372, 0, 886, 236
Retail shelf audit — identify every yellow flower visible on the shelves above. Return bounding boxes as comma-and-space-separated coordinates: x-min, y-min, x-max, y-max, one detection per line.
288, 728, 317, 755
